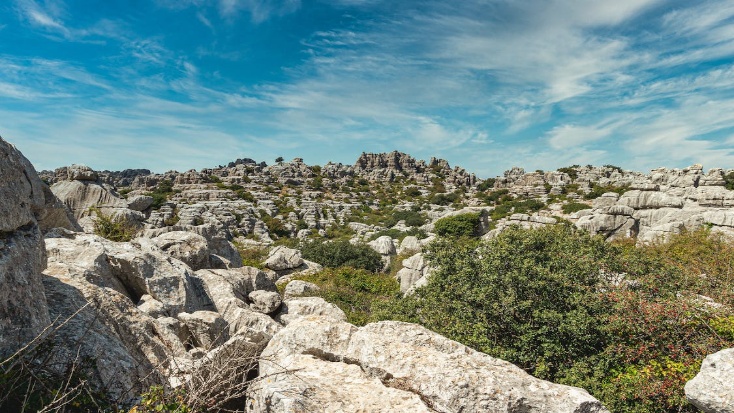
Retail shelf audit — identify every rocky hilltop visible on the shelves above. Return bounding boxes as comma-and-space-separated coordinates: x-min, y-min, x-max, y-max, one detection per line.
2, 138, 733, 412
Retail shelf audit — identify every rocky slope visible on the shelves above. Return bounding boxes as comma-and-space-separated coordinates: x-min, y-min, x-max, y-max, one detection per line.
0, 139, 620, 412
2, 138, 732, 411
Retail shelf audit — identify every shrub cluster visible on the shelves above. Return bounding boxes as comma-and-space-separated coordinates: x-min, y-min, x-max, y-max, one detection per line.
91, 208, 139, 242
288, 267, 400, 325
562, 201, 592, 214
375, 226, 734, 412
300, 239, 384, 273
433, 213, 481, 237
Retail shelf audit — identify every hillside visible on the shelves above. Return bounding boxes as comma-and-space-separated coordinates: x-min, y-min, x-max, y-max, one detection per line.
1, 139, 733, 412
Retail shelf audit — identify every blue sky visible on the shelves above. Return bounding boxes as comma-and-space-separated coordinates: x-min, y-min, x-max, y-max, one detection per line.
1, 0, 734, 177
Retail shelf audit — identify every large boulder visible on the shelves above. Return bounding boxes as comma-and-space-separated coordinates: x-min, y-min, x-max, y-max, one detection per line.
264, 246, 303, 271
150, 231, 211, 271
685, 348, 734, 413
45, 232, 205, 315
51, 179, 127, 220
253, 317, 609, 413
0, 137, 52, 352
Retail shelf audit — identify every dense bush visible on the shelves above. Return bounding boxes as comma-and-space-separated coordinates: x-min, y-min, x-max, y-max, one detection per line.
300, 239, 384, 272
557, 166, 579, 180
368, 228, 427, 242
725, 171, 734, 190
433, 213, 481, 237
476, 178, 496, 192
429, 192, 459, 205
562, 201, 592, 214
373, 226, 734, 412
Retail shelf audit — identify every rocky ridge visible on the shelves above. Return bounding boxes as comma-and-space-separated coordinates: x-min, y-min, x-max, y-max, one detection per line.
3, 138, 731, 412
2, 138, 617, 411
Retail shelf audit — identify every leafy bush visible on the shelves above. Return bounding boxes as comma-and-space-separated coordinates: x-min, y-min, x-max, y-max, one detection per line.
604, 164, 624, 174
235, 242, 269, 269
300, 239, 384, 272
486, 188, 509, 204
724, 172, 734, 190
146, 179, 176, 210
372, 227, 734, 412
429, 192, 459, 205
289, 267, 400, 325
477, 178, 496, 192
563, 201, 592, 214
91, 208, 139, 242
384, 210, 427, 227
368, 228, 427, 242
557, 166, 579, 180
584, 183, 629, 200
434, 213, 481, 237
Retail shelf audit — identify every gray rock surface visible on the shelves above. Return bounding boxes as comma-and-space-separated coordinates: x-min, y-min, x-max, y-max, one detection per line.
254, 317, 609, 413
283, 280, 320, 299
274, 297, 347, 326
264, 246, 303, 270
0, 137, 52, 352
685, 348, 734, 413
248, 290, 282, 314
151, 231, 211, 271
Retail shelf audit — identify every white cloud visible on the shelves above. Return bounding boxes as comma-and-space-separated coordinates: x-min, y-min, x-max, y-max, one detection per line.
546, 124, 614, 150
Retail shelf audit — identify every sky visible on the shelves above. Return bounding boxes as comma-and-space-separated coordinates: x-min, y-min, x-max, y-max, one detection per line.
1, 0, 734, 178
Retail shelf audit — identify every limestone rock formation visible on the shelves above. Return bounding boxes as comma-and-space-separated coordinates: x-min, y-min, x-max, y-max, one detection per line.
0, 136, 52, 352
685, 348, 734, 413
252, 317, 609, 413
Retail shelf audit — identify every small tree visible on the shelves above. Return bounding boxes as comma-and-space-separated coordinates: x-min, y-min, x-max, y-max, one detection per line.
275, 156, 284, 165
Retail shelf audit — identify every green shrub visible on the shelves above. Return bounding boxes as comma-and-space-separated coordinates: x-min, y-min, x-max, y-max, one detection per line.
724, 172, 734, 190
486, 189, 509, 204
477, 178, 496, 192
146, 180, 176, 210
557, 166, 579, 180
563, 202, 591, 214
384, 210, 427, 227
584, 183, 629, 200
434, 213, 481, 237
373, 227, 734, 412
300, 239, 384, 272
368, 228, 427, 242
91, 208, 139, 242
290, 267, 400, 325
429, 192, 459, 205
603, 164, 624, 174
235, 242, 269, 269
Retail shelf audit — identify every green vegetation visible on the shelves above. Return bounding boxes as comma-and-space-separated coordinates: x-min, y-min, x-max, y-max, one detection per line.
562, 201, 592, 214
370, 227, 734, 412
91, 207, 139, 242
289, 267, 400, 325
476, 178, 496, 192
300, 239, 384, 272
428, 192, 459, 205
146, 180, 177, 210
234, 242, 269, 269
584, 183, 629, 200
724, 171, 734, 190
604, 164, 624, 174
368, 228, 427, 242
433, 213, 481, 237
557, 165, 580, 180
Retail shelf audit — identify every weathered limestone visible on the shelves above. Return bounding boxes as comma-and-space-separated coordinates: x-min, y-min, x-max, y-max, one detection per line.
0, 137, 52, 351
274, 297, 347, 326
685, 348, 734, 413
253, 318, 609, 413
264, 246, 303, 271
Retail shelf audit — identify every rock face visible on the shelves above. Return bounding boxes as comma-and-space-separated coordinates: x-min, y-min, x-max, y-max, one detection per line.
251, 317, 609, 413
264, 246, 303, 271
685, 348, 734, 413
150, 231, 211, 270
0, 136, 52, 352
